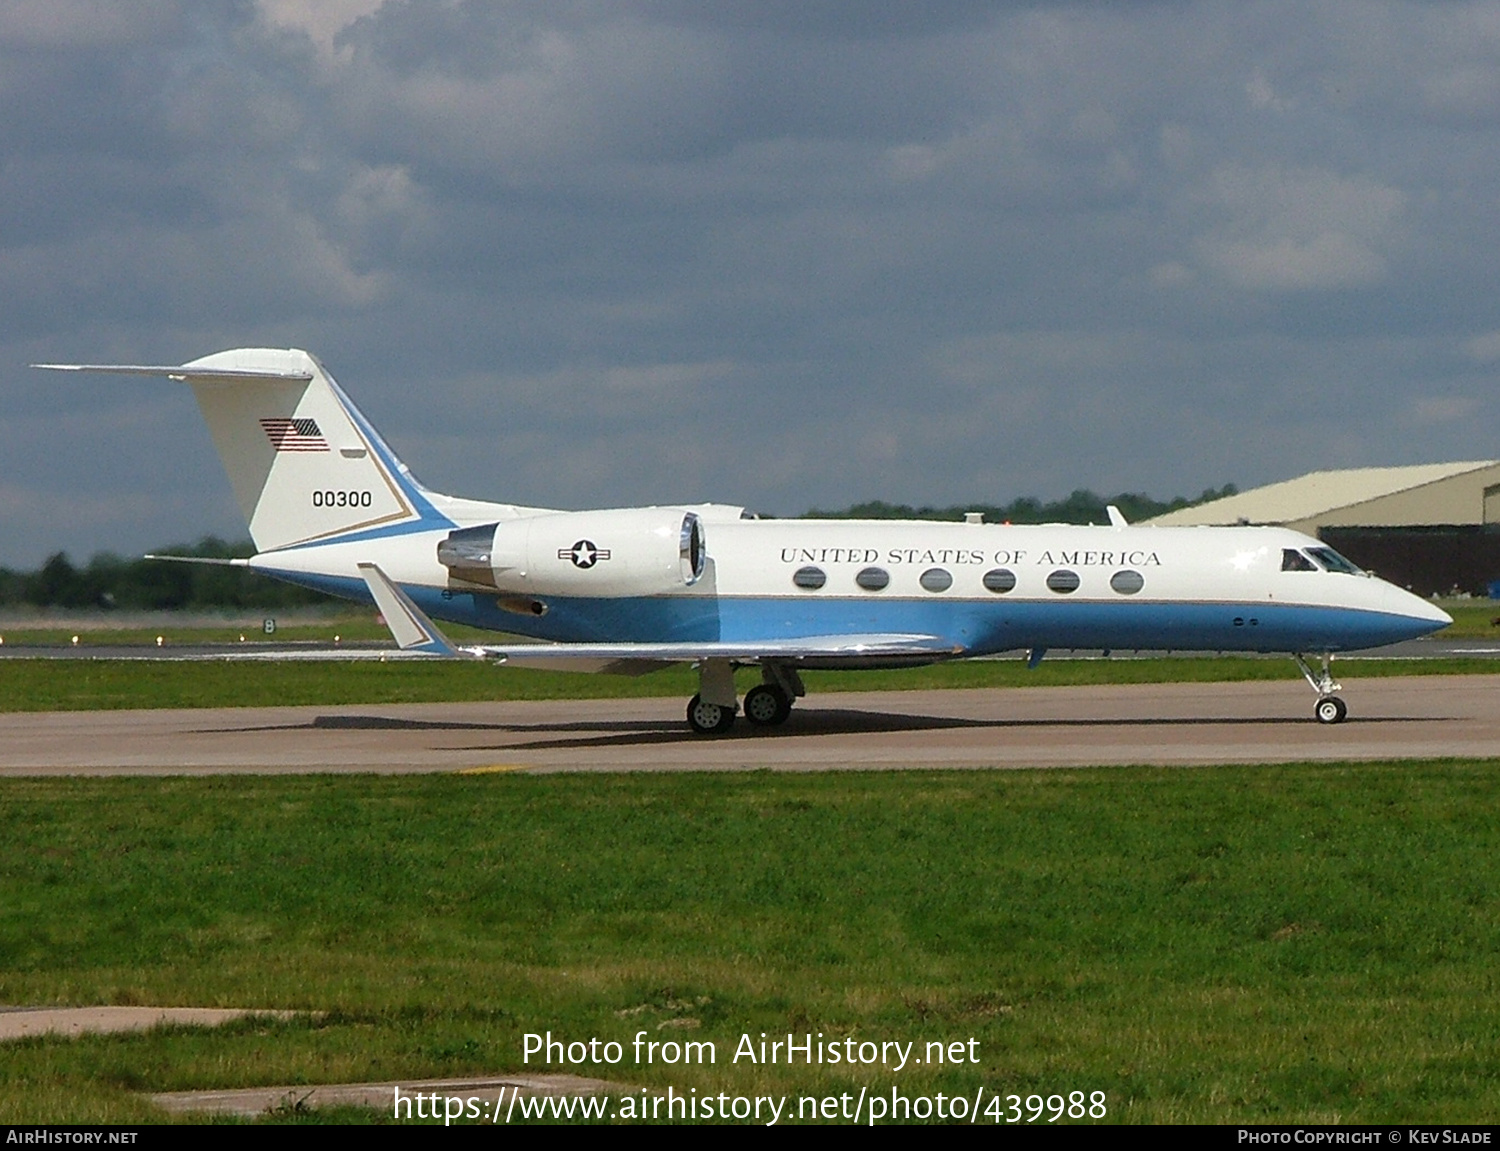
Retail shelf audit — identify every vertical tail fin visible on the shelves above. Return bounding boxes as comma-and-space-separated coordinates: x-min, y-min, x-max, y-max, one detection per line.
36, 348, 452, 552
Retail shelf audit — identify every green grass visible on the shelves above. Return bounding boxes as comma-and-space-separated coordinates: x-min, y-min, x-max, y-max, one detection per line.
1435, 599, 1500, 637
0, 619, 503, 647
0, 654, 1495, 713
2, 765, 1500, 1124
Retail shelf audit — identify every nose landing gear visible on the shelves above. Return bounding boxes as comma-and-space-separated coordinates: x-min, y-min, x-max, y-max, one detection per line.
1294, 653, 1347, 724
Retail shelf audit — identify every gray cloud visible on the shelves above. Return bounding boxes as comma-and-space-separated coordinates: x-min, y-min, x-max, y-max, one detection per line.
5, 1, 1500, 565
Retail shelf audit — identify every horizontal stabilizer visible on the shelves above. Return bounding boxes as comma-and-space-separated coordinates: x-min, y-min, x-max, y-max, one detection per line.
143, 554, 250, 567
33, 363, 313, 382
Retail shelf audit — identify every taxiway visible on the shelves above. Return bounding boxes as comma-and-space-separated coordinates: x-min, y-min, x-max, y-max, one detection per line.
0, 675, 1495, 775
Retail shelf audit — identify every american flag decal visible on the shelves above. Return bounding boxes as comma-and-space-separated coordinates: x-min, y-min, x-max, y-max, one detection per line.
260, 417, 329, 452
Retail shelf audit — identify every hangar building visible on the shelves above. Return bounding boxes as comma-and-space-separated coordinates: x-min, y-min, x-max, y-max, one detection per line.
1146, 460, 1500, 596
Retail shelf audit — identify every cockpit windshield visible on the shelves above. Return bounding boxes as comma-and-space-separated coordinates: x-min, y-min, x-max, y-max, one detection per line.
1305, 546, 1364, 575
1281, 548, 1318, 572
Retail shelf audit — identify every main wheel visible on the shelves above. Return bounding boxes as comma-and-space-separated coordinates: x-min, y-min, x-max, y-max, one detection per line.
1314, 696, 1347, 725
687, 693, 736, 735
743, 683, 792, 727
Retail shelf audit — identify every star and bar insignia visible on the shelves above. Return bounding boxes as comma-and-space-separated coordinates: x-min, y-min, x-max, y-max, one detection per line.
559, 539, 611, 568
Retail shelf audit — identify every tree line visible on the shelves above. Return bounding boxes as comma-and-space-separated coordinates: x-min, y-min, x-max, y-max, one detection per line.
0, 538, 327, 610
2, 485, 1236, 609
802, 485, 1238, 526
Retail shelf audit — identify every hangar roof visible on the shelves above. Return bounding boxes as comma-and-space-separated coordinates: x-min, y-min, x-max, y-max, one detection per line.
1148, 461, 1500, 527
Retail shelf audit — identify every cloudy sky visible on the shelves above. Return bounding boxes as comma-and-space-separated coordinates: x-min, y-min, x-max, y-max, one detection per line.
5, 0, 1500, 565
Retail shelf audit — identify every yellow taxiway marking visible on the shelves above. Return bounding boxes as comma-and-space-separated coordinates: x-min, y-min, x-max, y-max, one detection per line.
456, 764, 530, 775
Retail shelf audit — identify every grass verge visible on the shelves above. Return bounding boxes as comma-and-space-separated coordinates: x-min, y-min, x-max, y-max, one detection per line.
1, 764, 1498, 1123
0, 654, 1496, 712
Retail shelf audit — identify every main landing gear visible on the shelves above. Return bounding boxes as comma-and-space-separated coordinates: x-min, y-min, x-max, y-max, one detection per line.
685, 660, 803, 735
1294, 653, 1347, 724
743, 683, 794, 726
686, 693, 736, 735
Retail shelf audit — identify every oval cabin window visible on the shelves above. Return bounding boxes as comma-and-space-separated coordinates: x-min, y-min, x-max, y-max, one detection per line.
855, 567, 890, 591
792, 566, 827, 590
1046, 569, 1080, 594
982, 568, 1016, 594
919, 568, 953, 593
1110, 569, 1144, 595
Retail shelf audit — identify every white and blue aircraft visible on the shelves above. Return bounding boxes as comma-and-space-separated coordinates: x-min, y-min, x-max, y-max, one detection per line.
37, 348, 1451, 732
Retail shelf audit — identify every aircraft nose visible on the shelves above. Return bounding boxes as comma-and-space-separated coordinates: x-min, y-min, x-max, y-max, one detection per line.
1386, 583, 1452, 631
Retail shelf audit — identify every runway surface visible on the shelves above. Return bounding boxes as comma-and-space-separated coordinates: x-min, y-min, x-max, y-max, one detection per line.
2, 675, 1497, 775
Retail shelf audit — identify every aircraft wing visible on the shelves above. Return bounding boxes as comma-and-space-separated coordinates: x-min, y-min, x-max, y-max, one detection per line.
359, 563, 962, 673
103, 566, 960, 669
466, 634, 963, 674
188, 633, 960, 671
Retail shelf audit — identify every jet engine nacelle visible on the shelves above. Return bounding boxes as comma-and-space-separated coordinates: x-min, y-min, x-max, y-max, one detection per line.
437, 508, 706, 598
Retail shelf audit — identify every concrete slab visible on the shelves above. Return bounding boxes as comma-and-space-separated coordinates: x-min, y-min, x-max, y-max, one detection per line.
150, 1074, 622, 1118
0, 1006, 295, 1041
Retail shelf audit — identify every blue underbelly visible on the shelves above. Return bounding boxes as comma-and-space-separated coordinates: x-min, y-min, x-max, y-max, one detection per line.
261, 567, 1440, 654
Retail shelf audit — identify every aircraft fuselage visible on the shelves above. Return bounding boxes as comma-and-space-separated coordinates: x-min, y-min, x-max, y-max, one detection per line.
250, 517, 1448, 659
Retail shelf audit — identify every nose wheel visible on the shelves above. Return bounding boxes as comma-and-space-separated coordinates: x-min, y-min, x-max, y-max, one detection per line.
1314, 696, 1347, 725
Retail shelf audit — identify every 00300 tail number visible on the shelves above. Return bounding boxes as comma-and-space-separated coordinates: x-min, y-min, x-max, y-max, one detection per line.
312, 490, 373, 508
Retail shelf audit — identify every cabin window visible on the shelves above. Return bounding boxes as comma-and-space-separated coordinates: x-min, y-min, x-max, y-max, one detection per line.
1110, 569, 1144, 595
1281, 548, 1318, 572
920, 568, 953, 593
982, 568, 1017, 594
1306, 546, 1363, 575
792, 565, 826, 590
1046, 569, 1080, 594
855, 566, 890, 591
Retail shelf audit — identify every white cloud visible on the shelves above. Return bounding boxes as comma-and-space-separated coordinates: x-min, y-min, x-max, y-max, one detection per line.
1410, 396, 1481, 425
1463, 331, 1500, 362
1193, 166, 1406, 292
1246, 70, 1295, 113
601, 361, 735, 392
885, 144, 942, 182
1149, 262, 1194, 288
1201, 233, 1387, 292
255, 0, 388, 62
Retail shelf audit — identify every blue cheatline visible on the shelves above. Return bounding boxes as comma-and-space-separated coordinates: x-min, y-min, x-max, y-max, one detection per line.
253, 566, 1439, 655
